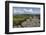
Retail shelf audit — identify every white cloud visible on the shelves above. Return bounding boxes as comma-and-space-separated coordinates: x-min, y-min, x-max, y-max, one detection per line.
24, 9, 33, 13
13, 8, 33, 15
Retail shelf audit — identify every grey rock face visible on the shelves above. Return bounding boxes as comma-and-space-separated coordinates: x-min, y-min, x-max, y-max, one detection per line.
21, 17, 40, 27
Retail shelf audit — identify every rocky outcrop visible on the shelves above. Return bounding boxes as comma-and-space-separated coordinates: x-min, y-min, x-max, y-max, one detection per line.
13, 16, 40, 28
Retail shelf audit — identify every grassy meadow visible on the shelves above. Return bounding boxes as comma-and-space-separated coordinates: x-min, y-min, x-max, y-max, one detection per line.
13, 14, 32, 27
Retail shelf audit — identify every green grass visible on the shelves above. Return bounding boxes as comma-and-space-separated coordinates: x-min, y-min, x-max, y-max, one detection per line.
13, 15, 31, 27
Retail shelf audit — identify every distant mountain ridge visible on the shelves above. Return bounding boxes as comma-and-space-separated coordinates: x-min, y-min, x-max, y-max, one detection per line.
13, 14, 40, 16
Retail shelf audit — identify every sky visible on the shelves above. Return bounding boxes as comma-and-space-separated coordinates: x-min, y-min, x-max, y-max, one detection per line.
13, 7, 40, 15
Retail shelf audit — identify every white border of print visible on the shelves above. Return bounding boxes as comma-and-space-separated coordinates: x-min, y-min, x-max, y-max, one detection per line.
9, 3, 43, 32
